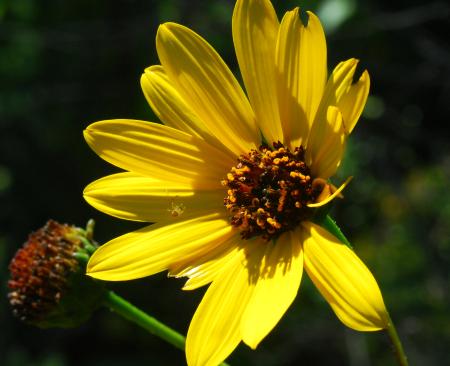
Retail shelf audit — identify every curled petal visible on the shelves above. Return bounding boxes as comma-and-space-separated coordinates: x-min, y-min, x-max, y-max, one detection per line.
307, 176, 352, 208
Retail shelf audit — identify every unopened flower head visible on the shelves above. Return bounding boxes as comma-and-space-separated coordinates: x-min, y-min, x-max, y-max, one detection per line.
8, 220, 104, 328
83, 1, 389, 365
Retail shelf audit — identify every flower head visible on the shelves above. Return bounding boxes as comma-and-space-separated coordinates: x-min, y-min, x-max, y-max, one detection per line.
84, 1, 388, 365
8, 220, 104, 328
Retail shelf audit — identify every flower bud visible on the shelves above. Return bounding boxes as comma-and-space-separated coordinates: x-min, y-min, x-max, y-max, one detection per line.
8, 220, 105, 328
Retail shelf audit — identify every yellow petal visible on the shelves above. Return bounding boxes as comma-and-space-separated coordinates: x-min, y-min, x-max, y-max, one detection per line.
307, 176, 352, 208
87, 214, 234, 281
186, 247, 253, 366
83, 119, 234, 189
178, 242, 241, 291
156, 22, 259, 156
302, 222, 388, 331
241, 230, 303, 349
232, 0, 283, 143
168, 232, 238, 275
337, 70, 370, 133
306, 58, 356, 177
84, 172, 224, 222
306, 106, 346, 179
141, 65, 211, 139
313, 58, 359, 129
276, 9, 327, 148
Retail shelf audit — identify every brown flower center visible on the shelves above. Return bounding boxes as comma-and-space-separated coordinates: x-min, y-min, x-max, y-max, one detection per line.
223, 142, 324, 241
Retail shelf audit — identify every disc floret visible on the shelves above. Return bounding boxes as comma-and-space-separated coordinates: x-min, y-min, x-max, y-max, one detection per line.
223, 142, 323, 240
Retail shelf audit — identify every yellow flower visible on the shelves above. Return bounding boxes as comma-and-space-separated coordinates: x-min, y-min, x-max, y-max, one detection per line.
84, 1, 388, 365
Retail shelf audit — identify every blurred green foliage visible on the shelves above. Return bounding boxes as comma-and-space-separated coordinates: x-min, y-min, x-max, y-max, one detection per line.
1, 0, 449, 365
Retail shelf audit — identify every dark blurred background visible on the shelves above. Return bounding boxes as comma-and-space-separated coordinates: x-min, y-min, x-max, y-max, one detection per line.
1, 0, 449, 365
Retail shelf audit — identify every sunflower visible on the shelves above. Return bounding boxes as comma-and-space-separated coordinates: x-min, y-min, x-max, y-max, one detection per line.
84, 1, 388, 365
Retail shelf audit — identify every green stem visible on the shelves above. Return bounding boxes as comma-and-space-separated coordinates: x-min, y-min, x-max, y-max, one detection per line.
386, 313, 409, 366
316, 215, 408, 366
103, 291, 185, 350
103, 291, 230, 366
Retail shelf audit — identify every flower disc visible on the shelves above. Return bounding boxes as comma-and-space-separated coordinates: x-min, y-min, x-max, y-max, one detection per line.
223, 142, 323, 240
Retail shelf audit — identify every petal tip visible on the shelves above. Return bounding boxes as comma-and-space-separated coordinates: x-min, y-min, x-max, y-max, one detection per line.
158, 22, 169, 30
359, 69, 370, 82
156, 23, 172, 40
139, 72, 147, 85
305, 10, 320, 23
82, 186, 91, 196
242, 336, 260, 351
158, 21, 182, 34
340, 57, 359, 69
83, 127, 95, 145
85, 266, 98, 278
82, 189, 96, 202
83, 126, 92, 136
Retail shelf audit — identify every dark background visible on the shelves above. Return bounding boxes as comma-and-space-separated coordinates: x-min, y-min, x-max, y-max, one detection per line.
1, 0, 449, 365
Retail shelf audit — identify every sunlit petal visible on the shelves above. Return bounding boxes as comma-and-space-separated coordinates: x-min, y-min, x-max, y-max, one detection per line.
84, 172, 224, 222
141, 65, 218, 143
186, 247, 253, 366
302, 222, 389, 331
84, 119, 234, 189
306, 106, 346, 179
337, 70, 370, 133
175, 240, 241, 291
233, 0, 283, 143
241, 230, 303, 349
87, 214, 234, 281
157, 22, 259, 156
276, 9, 327, 148
312, 58, 358, 129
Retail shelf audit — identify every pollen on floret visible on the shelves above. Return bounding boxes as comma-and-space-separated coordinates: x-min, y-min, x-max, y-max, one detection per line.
223, 142, 325, 241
